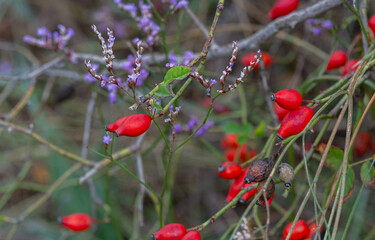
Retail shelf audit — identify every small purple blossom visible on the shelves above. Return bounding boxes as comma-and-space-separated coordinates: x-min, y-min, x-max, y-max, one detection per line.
175, 123, 183, 133
311, 27, 323, 35
322, 20, 333, 29
0, 61, 12, 75
194, 120, 214, 137
183, 51, 195, 65
103, 134, 113, 144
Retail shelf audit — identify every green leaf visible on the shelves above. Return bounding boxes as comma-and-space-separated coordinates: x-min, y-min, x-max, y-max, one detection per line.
242, 123, 253, 135
163, 66, 192, 85
315, 143, 342, 170
254, 121, 266, 137
333, 167, 355, 203
154, 103, 162, 110
360, 161, 375, 187
238, 135, 247, 144
223, 122, 241, 134
155, 84, 170, 97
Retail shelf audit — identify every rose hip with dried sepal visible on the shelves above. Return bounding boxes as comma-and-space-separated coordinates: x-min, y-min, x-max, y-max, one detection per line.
277, 106, 314, 140
277, 163, 294, 187
218, 161, 243, 180
256, 179, 275, 205
268, 0, 299, 20
244, 157, 274, 184
152, 223, 186, 240
105, 116, 128, 132
115, 113, 152, 137
271, 88, 302, 111
58, 213, 92, 232
181, 231, 201, 240
326, 50, 347, 71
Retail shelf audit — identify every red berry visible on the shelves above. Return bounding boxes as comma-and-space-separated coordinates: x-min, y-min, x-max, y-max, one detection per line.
240, 182, 257, 203
224, 145, 247, 162
271, 89, 302, 111
306, 222, 325, 239
105, 116, 128, 132
226, 167, 249, 203
241, 52, 272, 70
181, 231, 201, 240
342, 59, 359, 76
273, 102, 290, 122
59, 213, 92, 232
152, 223, 187, 240
277, 106, 313, 140
218, 161, 243, 180
247, 148, 257, 159
354, 132, 372, 157
326, 50, 347, 71
221, 134, 239, 149
282, 220, 309, 240
115, 114, 152, 137
369, 15, 375, 35
262, 193, 275, 206
268, 0, 299, 20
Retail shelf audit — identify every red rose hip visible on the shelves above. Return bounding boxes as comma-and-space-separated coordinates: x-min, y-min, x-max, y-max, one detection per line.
218, 161, 243, 180
282, 220, 309, 240
326, 50, 347, 71
152, 223, 186, 240
59, 213, 92, 232
354, 132, 372, 157
268, 0, 299, 20
273, 102, 289, 122
105, 116, 128, 132
277, 106, 313, 140
115, 113, 152, 137
271, 89, 302, 111
342, 59, 359, 76
220, 133, 239, 149
181, 231, 201, 240
369, 15, 375, 35
241, 52, 272, 70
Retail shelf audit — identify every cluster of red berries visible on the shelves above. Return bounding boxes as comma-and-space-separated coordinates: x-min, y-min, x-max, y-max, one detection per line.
152, 223, 201, 240
271, 89, 313, 140
58, 213, 92, 232
105, 113, 152, 137
354, 132, 375, 157
282, 219, 325, 240
220, 133, 257, 162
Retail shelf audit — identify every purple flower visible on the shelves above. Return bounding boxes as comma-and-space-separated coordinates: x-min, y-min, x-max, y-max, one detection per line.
0, 61, 12, 75
122, 54, 135, 72
23, 35, 33, 43
322, 20, 333, 29
124, 3, 138, 14
175, 123, 183, 133
187, 116, 197, 131
183, 51, 195, 65
37, 27, 49, 36
194, 120, 214, 137
312, 27, 323, 35
103, 134, 113, 144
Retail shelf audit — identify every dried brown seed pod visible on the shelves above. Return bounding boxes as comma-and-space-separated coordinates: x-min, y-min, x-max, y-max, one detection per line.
277, 163, 294, 187
256, 179, 275, 205
244, 158, 274, 184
